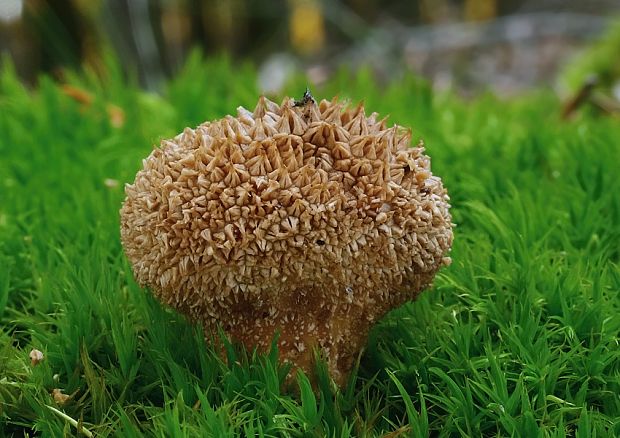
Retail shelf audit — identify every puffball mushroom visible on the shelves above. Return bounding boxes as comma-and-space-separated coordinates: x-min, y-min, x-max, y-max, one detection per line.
120, 93, 453, 386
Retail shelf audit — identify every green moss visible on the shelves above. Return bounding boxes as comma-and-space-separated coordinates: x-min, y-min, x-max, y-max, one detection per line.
1, 54, 619, 436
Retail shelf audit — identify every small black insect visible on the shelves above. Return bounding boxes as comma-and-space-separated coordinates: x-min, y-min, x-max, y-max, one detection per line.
316, 239, 325, 246
294, 87, 316, 107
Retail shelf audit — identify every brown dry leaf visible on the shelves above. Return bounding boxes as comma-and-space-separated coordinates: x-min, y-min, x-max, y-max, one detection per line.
61, 84, 93, 106
52, 388, 70, 405
61, 84, 125, 127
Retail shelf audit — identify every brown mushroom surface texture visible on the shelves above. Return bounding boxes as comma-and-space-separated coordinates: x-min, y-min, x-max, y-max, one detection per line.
120, 96, 454, 386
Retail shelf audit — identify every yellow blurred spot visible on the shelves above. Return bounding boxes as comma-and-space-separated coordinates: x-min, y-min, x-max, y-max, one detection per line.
464, 0, 496, 22
289, 0, 325, 55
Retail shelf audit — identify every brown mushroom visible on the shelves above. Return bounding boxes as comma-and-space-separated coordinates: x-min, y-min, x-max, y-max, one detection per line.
120, 94, 453, 386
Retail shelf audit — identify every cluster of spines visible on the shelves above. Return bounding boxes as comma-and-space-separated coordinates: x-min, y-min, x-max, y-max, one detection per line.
120, 95, 453, 385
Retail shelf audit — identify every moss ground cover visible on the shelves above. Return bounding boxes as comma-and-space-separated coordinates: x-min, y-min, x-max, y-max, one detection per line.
1, 54, 619, 436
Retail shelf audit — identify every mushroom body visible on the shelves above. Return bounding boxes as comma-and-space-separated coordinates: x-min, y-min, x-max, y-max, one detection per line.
120, 96, 453, 386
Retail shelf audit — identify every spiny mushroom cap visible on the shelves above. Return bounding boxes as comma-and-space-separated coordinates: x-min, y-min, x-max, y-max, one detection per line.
120, 96, 453, 386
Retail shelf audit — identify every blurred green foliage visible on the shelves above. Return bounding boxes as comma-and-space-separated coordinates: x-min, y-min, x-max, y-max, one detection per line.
561, 19, 620, 92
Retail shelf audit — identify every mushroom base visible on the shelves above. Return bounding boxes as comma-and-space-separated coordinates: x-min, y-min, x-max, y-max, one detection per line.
202, 272, 439, 387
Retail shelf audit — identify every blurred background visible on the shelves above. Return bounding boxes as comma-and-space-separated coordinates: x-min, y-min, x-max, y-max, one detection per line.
0, 0, 619, 96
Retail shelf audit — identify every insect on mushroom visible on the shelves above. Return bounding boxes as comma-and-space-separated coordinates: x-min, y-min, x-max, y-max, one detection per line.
293, 87, 316, 107
120, 91, 454, 386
